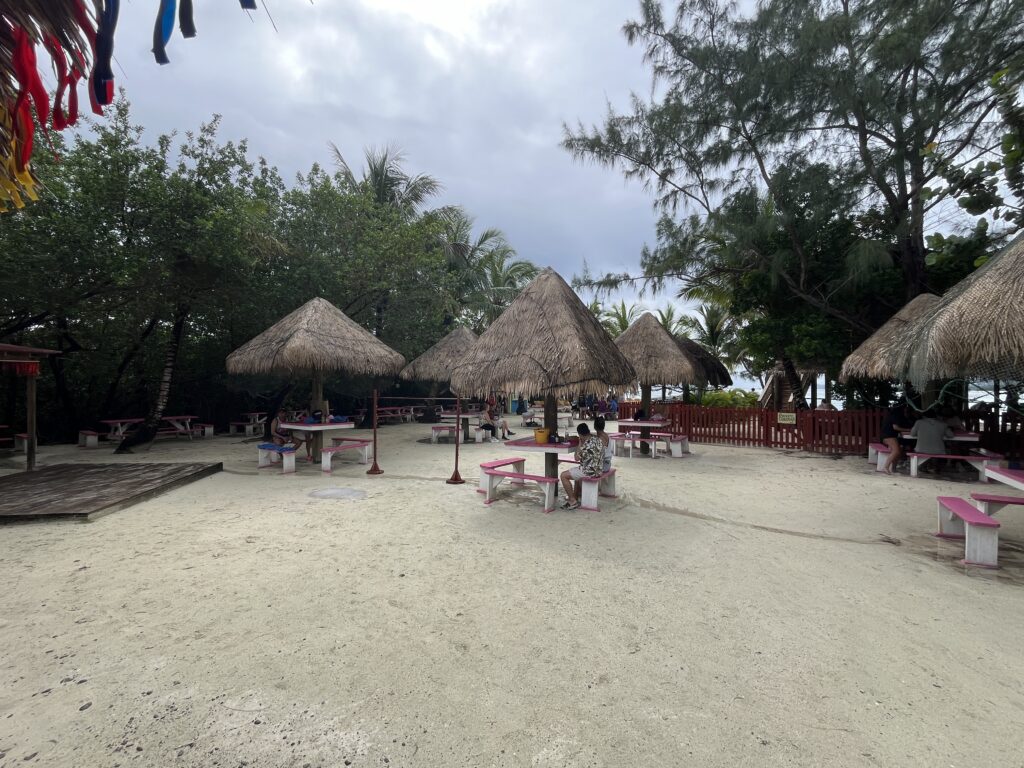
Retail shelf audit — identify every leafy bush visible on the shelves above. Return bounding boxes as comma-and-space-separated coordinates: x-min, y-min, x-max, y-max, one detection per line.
700, 389, 759, 408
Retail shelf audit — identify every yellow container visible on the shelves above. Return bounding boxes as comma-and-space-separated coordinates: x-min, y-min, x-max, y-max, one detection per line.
533, 428, 550, 445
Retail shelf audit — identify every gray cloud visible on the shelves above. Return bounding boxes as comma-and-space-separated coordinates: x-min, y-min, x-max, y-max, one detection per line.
102, 0, 660, 288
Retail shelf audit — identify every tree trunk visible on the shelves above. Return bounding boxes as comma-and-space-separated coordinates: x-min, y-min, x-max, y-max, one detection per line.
98, 316, 160, 419
116, 302, 189, 453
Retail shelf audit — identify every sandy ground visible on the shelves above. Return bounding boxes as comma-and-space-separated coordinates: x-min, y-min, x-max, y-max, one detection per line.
1, 421, 1023, 768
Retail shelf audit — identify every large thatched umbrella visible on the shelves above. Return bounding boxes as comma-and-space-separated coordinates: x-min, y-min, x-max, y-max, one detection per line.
839, 293, 940, 382
450, 268, 635, 479
226, 297, 405, 466
615, 314, 704, 434
885, 234, 1024, 386
676, 336, 733, 389
400, 326, 478, 384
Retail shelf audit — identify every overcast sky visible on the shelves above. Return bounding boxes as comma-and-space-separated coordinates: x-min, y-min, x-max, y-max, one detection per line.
103, 0, 666, 309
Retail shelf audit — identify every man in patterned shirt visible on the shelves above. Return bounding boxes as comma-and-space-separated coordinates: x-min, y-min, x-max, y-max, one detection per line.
559, 423, 604, 509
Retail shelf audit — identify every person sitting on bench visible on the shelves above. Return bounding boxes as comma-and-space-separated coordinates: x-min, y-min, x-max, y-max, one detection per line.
559, 423, 603, 510
480, 405, 515, 442
271, 414, 311, 461
910, 407, 954, 472
880, 403, 912, 474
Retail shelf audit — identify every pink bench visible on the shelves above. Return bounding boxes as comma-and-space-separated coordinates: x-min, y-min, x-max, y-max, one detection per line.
78, 430, 100, 448
935, 496, 1000, 568
970, 492, 1024, 516
483, 468, 557, 513
431, 424, 458, 443
909, 451, 1000, 479
257, 443, 297, 474
556, 457, 618, 511
477, 457, 527, 493
321, 439, 372, 472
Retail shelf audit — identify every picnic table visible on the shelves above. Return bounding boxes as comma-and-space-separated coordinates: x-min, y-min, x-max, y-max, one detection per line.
503, 435, 582, 495
279, 421, 355, 462
161, 415, 199, 439
902, 430, 980, 443
441, 410, 483, 441
100, 417, 145, 440
986, 467, 1024, 493
241, 411, 266, 426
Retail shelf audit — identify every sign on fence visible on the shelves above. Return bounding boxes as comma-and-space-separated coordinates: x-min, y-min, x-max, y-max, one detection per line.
777, 413, 797, 425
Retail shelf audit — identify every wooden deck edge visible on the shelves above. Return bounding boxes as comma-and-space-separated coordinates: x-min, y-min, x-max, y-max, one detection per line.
84, 463, 223, 521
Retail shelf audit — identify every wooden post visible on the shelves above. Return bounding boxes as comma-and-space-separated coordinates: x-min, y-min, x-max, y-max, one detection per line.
640, 383, 652, 454
311, 370, 324, 461
26, 373, 37, 471
810, 375, 818, 409
367, 388, 383, 475
447, 394, 464, 484
544, 393, 558, 481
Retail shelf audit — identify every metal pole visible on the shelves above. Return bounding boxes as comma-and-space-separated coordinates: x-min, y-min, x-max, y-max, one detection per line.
447, 394, 464, 484
367, 387, 383, 475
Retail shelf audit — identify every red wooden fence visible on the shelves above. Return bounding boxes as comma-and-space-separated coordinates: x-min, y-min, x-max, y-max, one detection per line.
616, 402, 1023, 459
616, 402, 885, 456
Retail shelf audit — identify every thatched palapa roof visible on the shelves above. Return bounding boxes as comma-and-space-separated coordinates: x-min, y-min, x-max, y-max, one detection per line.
400, 326, 478, 382
226, 297, 405, 376
884, 233, 1024, 385
449, 268, 635, 397
676, 336, 733, 388
839, 293, 940, 381
615, 313, 704, 387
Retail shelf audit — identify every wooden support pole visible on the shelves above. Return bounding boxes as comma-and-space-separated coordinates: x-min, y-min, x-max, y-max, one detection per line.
544, 392, 558, 482
367, 388, 383, 475
447, 394, 464, 484
26, 374, 37, 471
640, 383, 652, 454
311, 370, 324, 461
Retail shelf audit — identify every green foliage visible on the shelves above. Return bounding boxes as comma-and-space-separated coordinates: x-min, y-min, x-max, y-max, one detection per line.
0, 99, 536, 439
699, 389, 758, 408
563, 0, 1024, 384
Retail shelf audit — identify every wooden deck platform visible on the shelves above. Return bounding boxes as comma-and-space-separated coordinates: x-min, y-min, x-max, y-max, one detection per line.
0, 463, 222, 522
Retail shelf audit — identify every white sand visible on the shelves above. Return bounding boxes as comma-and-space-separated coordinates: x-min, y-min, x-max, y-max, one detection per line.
1, 424, 1023, 767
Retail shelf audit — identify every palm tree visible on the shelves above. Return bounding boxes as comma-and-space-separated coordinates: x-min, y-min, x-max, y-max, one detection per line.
329, 142, 441, 217
601, 300, 643, 338
655, 304, 687, 336
470, 250, 539, 329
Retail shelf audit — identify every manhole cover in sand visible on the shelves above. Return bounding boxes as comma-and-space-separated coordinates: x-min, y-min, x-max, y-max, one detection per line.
308, 487, 367, 500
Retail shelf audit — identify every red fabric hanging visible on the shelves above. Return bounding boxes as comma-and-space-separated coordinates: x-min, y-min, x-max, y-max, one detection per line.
4, 361, 40, 377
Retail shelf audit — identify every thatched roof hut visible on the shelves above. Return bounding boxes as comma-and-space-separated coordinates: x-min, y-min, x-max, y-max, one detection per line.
839, 293, 940, 381
226, 297, 405, 376
885, 233, 1024, 385
400, 326, 478, 382
449, 268, 635, 397
615, 313, 704, 387
676, 336, 733, 388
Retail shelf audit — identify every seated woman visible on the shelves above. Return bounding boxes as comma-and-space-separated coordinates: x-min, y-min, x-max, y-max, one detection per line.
270, 414, 312, 461
880, 403, 912, 474
479, 407, 516, 442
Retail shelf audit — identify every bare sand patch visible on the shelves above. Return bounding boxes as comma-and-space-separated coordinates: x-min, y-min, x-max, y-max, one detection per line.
0, 425, 1022, 767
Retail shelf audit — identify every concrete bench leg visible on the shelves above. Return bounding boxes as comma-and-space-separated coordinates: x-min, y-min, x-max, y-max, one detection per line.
599, 472, 617, 498
358, 445, 370, 465
936, 499, 965, 539
484, 474, 504, 505
965, 524, 999, 568
245, 423, 258, 437
258, 448, 272, 468
580, 480, 600, 511
967, 459, 991, 482
910, 456, 922, 477
281, 452, 296, 474
542, 482, 556, 513
875, 451, 889, 472
431, 431, 439, 444
510, 460, 525, 485
868, 445, 877, 463
14, 435, 27, 452
474, 428, 485, 443
321, 452, 333, 473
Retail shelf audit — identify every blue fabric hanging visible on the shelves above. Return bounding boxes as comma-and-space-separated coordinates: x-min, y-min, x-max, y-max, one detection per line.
152, 0, 176, 65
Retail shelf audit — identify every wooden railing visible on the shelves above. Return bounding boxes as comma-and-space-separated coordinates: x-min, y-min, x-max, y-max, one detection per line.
616, 402, 1024, 458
